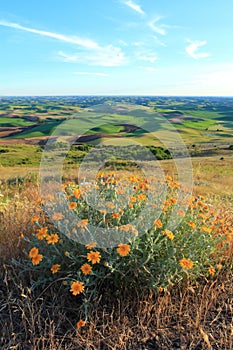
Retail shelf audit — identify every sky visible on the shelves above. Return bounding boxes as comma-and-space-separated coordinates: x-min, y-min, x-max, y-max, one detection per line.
0, 0, 233, 96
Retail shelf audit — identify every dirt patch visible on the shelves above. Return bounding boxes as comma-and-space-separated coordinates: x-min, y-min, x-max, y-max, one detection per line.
168, 115, 205, 123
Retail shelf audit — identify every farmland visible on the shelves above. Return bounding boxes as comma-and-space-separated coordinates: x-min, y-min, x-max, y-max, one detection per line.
0, 96, 233, 167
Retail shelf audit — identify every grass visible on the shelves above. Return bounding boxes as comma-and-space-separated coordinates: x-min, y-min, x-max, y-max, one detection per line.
0, 144, 42, 166
1, 266, 232, 349
0, 117, 35, 127
9, 121, 63, 138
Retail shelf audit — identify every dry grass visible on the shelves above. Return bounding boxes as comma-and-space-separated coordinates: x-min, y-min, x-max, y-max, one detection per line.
1, 262, 232, 349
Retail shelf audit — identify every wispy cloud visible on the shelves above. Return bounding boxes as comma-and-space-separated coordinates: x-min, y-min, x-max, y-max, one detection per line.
148, 17, 166, 35
122, 0, 145, 15
0, 20, 99, 49
74, 72, 109, 77
58, 46, 125, 67
137, 53, 157, 63
152, 35, 166, 47
0, 19, 125, 67
185, 40, 210, 59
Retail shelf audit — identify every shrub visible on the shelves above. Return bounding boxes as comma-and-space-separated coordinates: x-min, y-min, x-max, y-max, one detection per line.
18, 174, 231, 326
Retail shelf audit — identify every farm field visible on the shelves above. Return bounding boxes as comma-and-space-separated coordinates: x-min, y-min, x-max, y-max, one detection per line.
0, 96, 233, 350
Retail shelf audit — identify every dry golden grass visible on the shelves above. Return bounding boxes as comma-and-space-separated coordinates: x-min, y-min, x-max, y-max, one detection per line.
1, 263, 232, 349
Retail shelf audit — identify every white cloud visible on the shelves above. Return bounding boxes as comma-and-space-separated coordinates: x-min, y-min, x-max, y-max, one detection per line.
148, 17, 166, 35
185, 40, 210, 59
0, 19, 126, 67
0, 20, 99, 49
137, 54, 157, 63
74, 72, 109, 77
133, 41, 143, 47
58, 45, 125, 67
122, 0, 145, 15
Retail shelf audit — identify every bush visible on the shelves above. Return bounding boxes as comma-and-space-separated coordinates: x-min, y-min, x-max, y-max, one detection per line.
18, 174, 230, 326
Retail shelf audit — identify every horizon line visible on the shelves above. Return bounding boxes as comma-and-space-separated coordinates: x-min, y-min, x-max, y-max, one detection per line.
1, 94, 233, 98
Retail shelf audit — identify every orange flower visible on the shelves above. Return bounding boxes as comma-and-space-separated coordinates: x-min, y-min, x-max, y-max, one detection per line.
179, 258, 194, 269
166, 175, 173, 181
31, 215, 39, 223
187, 222, 196, 229
154, 219, 163, 229
128, 203, 133, 209
139, 182, 149, 191
61, 183, 67, 191
85, 241, 97, 250
36, 227, 48, 240
52, 212, 63, 220
70, 281, 84, 296
51, 264, 61, 274
81, 263, 92, 275
199, 213, 207, 220
162, 229, 174, 240
170, 197, 177, 204
32, 254, 43, 265
73, 188, 82, 199
117, 243, 130, 257
46, 234, 59, 244
129, 175, 139, 183
77, 219, 88, 228
87, 251, 101, 264
112, 213, 120, 219
201, 226, 212, 234
69, 202, 77, 210
77, 319, 86, 329
130, 196, 137, 203
208, 266, 216, 277
138, 194, 146, 201
29, 247, 39, 258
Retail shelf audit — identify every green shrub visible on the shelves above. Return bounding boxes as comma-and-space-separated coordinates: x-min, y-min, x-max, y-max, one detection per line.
18, 174, 228, 325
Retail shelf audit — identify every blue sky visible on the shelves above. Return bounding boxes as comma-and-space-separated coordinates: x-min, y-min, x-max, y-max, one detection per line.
0, 0, 233, 96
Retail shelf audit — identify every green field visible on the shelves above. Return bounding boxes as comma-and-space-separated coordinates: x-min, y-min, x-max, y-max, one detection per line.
1, 96, 233, 161
10, 120, 63, 138
0, 117, 35, 127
